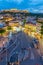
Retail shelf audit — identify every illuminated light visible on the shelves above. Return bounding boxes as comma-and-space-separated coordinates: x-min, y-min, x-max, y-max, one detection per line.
31, 32, 35, 37
12, 26, 21, 32
12, 27, 17, 31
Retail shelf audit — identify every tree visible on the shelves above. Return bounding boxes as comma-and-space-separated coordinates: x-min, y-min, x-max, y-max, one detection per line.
23, 19, 26, 25
7, 26, 12, 31
5, 21, 9, 26
0, 29, 6, 36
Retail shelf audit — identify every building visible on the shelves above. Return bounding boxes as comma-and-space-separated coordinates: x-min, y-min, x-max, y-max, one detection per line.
26, 16, 36, 25
25, 23, 36, 31
0, 22, 5, 29
0, 15, 3, 20
37, 17, 43, 22
9, 22, 19, 27
3, 14, 14, 21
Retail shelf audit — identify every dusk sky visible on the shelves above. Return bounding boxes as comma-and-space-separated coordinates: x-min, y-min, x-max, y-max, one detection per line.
0, 0, 43, 13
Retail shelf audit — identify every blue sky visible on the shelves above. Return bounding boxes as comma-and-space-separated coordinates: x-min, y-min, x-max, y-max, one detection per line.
0, 0, 43, 13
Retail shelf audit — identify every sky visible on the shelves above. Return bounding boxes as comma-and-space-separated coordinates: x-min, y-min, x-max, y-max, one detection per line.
0, 0, 43, 13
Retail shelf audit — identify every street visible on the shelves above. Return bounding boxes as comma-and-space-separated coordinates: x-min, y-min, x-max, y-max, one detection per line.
0, 31, 43, 65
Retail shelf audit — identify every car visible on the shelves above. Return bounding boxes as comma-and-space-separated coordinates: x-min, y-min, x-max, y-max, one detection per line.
30, 42, 34, 48
33, 38, 39, 44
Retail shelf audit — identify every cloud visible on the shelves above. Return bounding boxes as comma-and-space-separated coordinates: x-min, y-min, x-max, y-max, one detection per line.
0, 0, 23, 4
6, 0, 23, 4
0, 0, 43, 13
33, 9, 43, 13
14, 0, 23, 3
28, 8, 43, 13
0, 0, 2, 1
29, 0, 43, 4
28, 0, 43, 7
28, 0, 43, 13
